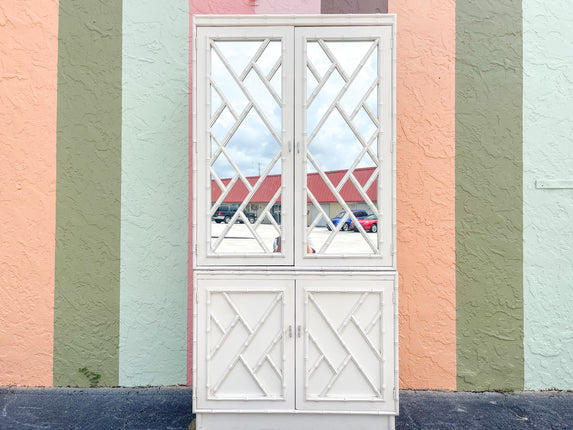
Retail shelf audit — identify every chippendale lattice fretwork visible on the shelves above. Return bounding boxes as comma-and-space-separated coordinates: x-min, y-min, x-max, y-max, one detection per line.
209, 38, 285, 254
207, 290, 286, 400
305, 38, 382, 254
305, 290, 385, 400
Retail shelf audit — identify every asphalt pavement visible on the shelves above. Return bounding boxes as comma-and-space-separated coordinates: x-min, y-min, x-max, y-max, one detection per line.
1, 387, 572, 429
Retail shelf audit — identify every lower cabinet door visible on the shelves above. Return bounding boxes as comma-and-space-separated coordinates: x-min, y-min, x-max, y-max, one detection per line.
296, 277, 397, 413
196, 278, 295, 411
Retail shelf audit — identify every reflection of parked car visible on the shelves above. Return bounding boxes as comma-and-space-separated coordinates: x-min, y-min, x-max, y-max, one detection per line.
327, 210, 369, 231
350, 214, 378, 233
212, 205, 256, 224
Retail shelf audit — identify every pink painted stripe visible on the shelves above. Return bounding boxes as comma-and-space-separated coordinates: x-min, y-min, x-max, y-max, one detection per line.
0, 0, 59, 386
389, 0, 457, 389
188, 0, 257, 386
256, 0, 320, 14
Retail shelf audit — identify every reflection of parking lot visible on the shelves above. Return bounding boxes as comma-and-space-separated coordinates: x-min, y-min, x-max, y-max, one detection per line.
210, 221, 376, 254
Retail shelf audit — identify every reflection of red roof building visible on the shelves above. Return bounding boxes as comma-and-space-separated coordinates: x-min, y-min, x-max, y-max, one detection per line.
212, 167, 377, 203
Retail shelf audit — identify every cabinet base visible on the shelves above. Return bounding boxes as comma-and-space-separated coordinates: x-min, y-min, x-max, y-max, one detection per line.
196, 413, 395, 430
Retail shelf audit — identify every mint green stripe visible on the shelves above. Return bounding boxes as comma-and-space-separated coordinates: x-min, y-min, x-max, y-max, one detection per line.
54, 0, 122, 387
456, 0, 524, 390
119, 0, 189, 386
523, 0, 573, 390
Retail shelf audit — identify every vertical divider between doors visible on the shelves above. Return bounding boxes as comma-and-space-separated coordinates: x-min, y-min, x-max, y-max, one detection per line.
298, 28, 303, 268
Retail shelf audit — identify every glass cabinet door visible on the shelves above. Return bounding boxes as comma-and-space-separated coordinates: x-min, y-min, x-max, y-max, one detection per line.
295, 26, 394, 268
195, 24, 394, 268
195, 26, 294, 266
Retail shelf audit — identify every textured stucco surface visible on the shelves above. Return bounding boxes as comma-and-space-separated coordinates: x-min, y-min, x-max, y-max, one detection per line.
256, 0, 320, 14
523, 0, 573, 390
54, 0, 122, 387
0, 0, 58, 386
119, 0, 189, 386
321, 0, 388, 14
456, 0, 524, 390
390, 0, 457, 389
190, 0, 254, 15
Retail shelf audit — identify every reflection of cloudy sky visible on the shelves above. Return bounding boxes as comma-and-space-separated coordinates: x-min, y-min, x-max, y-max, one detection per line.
210, 40, 282, 179
307, 40, 378, 173
212, 109, 281, 179
308, 110, 376, 172
211, 49, 248, 112
208, 38, 380, 179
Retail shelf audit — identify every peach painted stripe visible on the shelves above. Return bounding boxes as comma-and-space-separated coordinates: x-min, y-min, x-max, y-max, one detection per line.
389, 0, 456, 389
0, 0, 58, 386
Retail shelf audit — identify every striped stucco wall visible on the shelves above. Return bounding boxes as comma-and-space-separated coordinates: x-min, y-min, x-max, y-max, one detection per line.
1, 0, 573, 391
53, 0, 190, 387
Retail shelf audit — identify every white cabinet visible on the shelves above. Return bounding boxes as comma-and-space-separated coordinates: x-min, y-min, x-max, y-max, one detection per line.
193, 14, 397, 430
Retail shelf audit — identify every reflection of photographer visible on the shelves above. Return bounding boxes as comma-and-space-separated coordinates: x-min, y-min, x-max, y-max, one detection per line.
273, 236, 316, 253
272, 206, 281, 224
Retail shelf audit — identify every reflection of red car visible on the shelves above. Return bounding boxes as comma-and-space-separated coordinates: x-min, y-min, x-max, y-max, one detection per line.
350, 214, 378, 233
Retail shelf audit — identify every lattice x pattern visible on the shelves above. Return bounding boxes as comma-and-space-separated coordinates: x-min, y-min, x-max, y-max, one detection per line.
303, 289, 387, 401
208, 31, 292, 256
302, 32, 384, 256
206, 289, 288, 400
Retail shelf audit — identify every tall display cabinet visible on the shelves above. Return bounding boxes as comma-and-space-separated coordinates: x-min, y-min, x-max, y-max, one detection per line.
192, 14, 397, 430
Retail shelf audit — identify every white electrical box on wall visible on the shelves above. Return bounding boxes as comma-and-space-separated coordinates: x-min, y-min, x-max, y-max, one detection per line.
192, 14, 397, 430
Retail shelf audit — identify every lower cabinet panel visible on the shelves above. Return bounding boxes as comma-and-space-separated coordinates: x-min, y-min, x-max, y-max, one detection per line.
195, 272, 398, 417
297, 278, 396, 413
195, 278, 295, 411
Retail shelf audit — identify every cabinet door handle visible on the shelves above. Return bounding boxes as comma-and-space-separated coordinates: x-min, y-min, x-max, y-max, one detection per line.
297, 325, 302, 338
288, 141, 292, 153
296, 141, 300, 154
288, 325, 293, 338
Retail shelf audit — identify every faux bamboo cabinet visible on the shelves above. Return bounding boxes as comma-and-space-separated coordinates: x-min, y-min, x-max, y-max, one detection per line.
193, 14, 397, 430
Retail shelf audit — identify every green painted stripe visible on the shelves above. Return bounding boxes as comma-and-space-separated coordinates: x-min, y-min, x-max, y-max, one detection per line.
456, 0, 523, 390
119, 0, 189, 386
54, 0, 122, 387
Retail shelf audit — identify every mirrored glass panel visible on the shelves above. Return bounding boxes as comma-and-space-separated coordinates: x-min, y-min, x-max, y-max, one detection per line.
305, 39, 381, 256
209, 39, 285, 255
